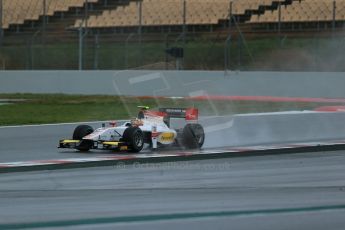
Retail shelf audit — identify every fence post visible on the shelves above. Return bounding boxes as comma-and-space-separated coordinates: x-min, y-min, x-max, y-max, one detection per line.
79, 25, 83, 70
224, 35, 231, 74
30, 30, 41, 70
165, 33, 169, 70
93, 32, 99, 70
125, 33, 134, 69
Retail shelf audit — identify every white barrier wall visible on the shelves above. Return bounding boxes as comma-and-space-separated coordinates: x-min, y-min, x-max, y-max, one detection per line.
0, 70, 345, 98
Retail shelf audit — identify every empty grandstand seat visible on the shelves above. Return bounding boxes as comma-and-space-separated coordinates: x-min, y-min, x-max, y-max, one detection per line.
2, 0, 99, 29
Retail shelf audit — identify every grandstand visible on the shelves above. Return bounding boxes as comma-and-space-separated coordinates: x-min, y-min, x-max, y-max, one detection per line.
1, 0, 345, 33
249, 0, 345, 23
2, 0, 99, 30
74, 0, 288, 29
72, 0, 296, 30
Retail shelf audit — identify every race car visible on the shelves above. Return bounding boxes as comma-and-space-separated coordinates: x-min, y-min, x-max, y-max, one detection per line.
58, 106, 205, 152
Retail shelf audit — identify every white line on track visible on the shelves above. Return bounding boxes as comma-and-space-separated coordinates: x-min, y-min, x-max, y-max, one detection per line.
0, 120, 127, 129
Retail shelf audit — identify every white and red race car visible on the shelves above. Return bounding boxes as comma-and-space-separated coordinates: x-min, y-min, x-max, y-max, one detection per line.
58, 106, 205, 152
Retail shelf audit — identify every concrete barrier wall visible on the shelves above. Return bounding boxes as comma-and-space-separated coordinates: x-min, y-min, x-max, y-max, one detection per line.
0, 70, 345, 98
201, 111, 345, 147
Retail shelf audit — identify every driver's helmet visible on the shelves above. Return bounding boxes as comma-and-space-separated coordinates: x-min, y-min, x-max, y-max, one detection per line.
137, 110, 145, 119
137, 106, 149, 119
131, 118, 143, 126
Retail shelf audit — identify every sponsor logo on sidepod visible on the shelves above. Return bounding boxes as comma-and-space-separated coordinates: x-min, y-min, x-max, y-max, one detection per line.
159, 132, 175, 144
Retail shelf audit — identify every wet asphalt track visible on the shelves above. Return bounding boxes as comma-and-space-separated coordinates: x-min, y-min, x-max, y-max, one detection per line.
0, 121, 115, 163
1, 121, 345, 229
0, 116, 234, 163
1, 151, 345, 229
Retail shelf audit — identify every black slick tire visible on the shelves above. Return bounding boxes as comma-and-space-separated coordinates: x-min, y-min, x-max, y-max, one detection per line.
182, 123, 205, 149
122, 127, 144, 153
73, 125, 94, 151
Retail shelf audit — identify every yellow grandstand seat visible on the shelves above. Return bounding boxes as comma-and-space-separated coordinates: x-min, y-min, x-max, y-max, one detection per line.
75, 0, 283, 29
2, 0, 99, 29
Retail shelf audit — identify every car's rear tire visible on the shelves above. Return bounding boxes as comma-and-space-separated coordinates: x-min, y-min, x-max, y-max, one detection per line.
73, 125, 94, 151
182, 123, 205, 149
122, 127, 144, 153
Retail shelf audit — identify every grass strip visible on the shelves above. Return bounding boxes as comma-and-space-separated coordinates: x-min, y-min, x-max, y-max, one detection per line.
0, 93, 343, 126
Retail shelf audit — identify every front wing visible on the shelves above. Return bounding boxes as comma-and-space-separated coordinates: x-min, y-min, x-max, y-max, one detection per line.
58, 139, 129, 151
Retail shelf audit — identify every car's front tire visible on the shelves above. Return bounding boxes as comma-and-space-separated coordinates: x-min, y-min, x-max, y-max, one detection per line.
73, 125, 94, 151
122, 127, 144, 152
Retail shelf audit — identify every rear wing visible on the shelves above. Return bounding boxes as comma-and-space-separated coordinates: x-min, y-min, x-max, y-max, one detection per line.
158, 108, 199, 121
